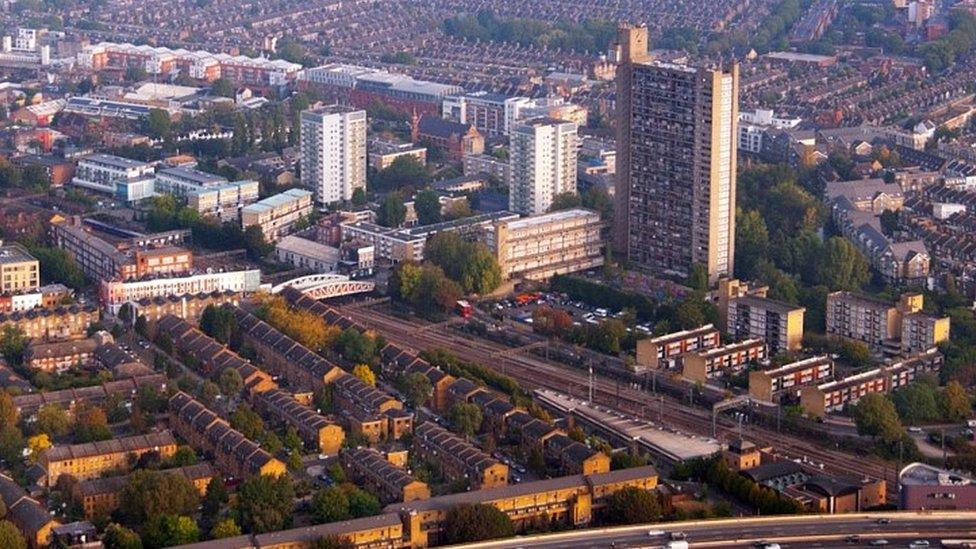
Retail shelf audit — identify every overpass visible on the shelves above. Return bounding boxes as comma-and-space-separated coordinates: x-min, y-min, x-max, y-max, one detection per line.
270, 274, 374, 300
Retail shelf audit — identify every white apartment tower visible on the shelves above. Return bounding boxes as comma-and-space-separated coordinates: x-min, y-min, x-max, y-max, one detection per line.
508, 117, 579, 215
300, 106, 367, 205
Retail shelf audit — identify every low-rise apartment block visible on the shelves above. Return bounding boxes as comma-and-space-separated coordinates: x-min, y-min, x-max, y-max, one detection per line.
463, 153, 511, 183
0, 304, 99, 341
727, 295, 805, 355
274, 235, 341, 273
340, 447, 430, 504
186, 180, 260, 221
241, 188, 313, 241
749, 355, 834, 402
368, 140, 426, 170
801, 348, 944, 417
73, 463, 214, 520
682, 338, 767, 383
99, 269, 260, 314
486, 208, 605, 280
0, 241, 39, 294
50, 216, 193, 283
41, 431, 178, 486
635, 324, 721, 370
168, 392, 287, 479
154, 166, 227, 197
414, 422, 508, 490
826, 291, 949, 353
25, 337, 99, 372
251, 389, 344, 454
71, 153, 155, 201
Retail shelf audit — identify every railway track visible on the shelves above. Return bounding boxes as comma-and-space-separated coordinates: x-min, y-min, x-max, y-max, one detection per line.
345, 306, 900, 499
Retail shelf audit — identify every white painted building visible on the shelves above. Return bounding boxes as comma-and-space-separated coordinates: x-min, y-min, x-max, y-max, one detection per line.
737, 109, 801, 154
154, 166, 228, 197
274, 235, 340, 273
300, 106, 367, 205
99, 269, 262, 314
71, 153, 155, 202
508, 117, 579, 215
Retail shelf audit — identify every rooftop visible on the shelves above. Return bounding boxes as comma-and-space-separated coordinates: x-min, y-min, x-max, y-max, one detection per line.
900, 462, 975, 486
80, 153, 149, 170
0, 242, 36, 265
242, 188, 312, 214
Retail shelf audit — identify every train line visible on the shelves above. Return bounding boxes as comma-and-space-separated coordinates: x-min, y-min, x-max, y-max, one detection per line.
344, 305, 900, 498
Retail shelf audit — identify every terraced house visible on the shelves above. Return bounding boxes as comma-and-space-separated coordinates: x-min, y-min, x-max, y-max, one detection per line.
340, 447, 430, 503
41, 432, 178, 486
413, 422, 508, 490
251, 389, 345, 454
73, 463, 215, 520
168, 392, 287, 479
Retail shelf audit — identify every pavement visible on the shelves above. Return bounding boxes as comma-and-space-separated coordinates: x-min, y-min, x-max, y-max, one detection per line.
446, 512, 976, 548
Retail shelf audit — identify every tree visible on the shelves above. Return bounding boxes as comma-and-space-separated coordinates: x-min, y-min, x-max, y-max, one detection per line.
532, 306, 573, 337
144, 514, 199, 548
202, 476, 228, 520
351, 187, 367, 206
125, 65, 147, 82
170, 446, 198, 467
236, 475, 295, 533
735, 208, 770, 279
103, 523, 142, 549
449, 402, 483, 437
73, 404, 111, 443
200, 305, 238, 344
26, 434, 50, 462
146, 109, 172, 139
891, 378, 940, 424
218, 367, 244, 396
372, 156, 428, 192
548, 191, 582, 212
352, 364, 377, 387
210, 518, 242, 539
211, 78, 234, 97
0, 520, 26, 549
820, 237, 870, 291
424, 232, 502, 294
879, 209, 900, 236
243, 225, 273, 260
606, 486, 661, 524
687, 263, 710, 293
119, 469, 201, 524
853, 393, 904, 443
347, 487, 381, 517
315, 536, 354, 549
376, 193, 407, 228
35, 404, 69, 437
0, 326, 28, 368
941, 381, 972, 421
311, 487, 350, 524
335, 328, 377, 365
414, 189, 442, 225
443, 503, 515, 544
231, 406, 264, 440
397, 372, 433, 407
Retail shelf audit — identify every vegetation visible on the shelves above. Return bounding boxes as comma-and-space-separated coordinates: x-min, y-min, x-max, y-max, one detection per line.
919, 11, 976, 72
449, 402, 483, 437
443, 11, 617, 53
256, 295, 340, 353
24, 244, 87, 289
673, 457, 803, 515
443, 503, 515, 544
144, 514, 199, 548
605, 487, 662, 524
391, 261, 463, 318
376, 193, 407, 228
415, 189, 442, 225
424, 232, 502, 295
235, 474, 295, 534
371, 156, 428, 192
119, 470, 201, 524
396, 372, 433, 408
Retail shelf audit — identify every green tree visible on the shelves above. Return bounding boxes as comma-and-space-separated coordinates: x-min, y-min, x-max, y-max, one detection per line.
170, 446, 198, 467
211, 78, 234, 97
397, 372, 433, 407
230, 406, 264, 440
347, 487, 380, 517
424, 232, 502, 294
449, 402, 483, 437
351, 187, 367, 206
235, 475, 295, 533
606, 486, 661, 524
218, 367, 244, 396
735, 208, 770, 279
243, 225, 273, 260
414, 189, 442, 225
548, 191, 582, 212
0, 326, 28, 367
146, 109, 172, 139
376, 193, 407, 228
144, 514, 199, 548
0, 520, 25, 549
103, 523, 142, 549
200, 305, 238, 344
941, 380, 972, 421
210, 518, 242, 539
23, 245, 86, 289
820, 237, 870, 291
73, 404, 111, 443
853, 393, 904, 443
119, 469, 201, 523
0, 425, 23, 463
443, 503, 515, 544
687, 263, 710, 293
311, 487, 350, 523
202, 476, 229, 520
372, 156, 428, 192
35, 404, 69, 437
891, 379, 940, 424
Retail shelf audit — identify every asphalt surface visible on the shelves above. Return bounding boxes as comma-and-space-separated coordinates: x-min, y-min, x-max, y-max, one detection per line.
451, 513, 976, 548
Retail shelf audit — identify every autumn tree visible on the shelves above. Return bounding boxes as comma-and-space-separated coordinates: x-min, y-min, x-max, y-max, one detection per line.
73, 404, 111, 443
941, 381, 972, 421
35, 404, 69, 437
532, 306, 573, 337
352, 364, 377, 387
210, 518, 242, 539
0, 520, 26, 549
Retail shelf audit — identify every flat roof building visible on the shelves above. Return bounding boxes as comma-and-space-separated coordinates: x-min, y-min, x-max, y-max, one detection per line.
241, 188, 313, 241
0, 241, 39, 294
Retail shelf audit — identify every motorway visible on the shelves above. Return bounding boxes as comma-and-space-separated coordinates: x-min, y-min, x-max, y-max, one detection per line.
341, 304, 902, 497
447, 513, 976, 548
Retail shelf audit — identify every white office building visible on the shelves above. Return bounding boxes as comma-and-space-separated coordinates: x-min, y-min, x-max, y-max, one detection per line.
71, 153, 155, 202
508, 118, 579, 215
300, 106, 367, 205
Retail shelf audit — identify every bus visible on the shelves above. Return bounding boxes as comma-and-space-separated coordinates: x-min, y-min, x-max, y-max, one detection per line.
456, 300, 472, 318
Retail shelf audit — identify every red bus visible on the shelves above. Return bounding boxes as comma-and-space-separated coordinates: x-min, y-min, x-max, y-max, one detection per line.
456, 300, 472, 318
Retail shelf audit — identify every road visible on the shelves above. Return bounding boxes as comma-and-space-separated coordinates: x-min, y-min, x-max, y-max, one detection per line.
339, 304, 901, 498
447, 513, 976, 548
